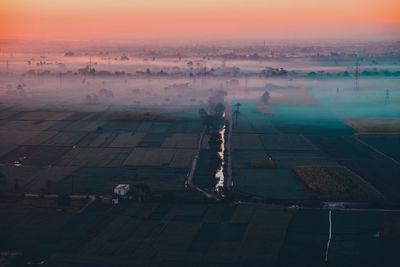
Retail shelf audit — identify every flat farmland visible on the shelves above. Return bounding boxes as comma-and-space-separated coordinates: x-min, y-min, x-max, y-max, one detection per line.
0, 165, 78, 193
102, 121, 141, 132
294, 166, 384, 202
232, 102, 279, 134
109, 132, 145, 147
124, 147, 176, 166
17, 111, 74, 121
0, 198, 85, 253
232, 150, 337, 169
57, 147, 131, 167
78, 132, 118, 147
270, 151, 338, 169
279, 210, 400, 267
347, 118, 400, 133
137, 133, 168, 147
307, 135, 400, 201
235, 169, 310, 200
232, 134, 263, 150
53, 166, 188, 194
0, 120, 57, 131
278, 210, 331, 267
43, 132, 88, 146
62, 121, 105, 132
0, 145, 70, 166
358, 134, 400, 162
21, 131, 58, 145
0, 109, 20, 119
37, 203, 294, 267
169, 149, 195, 168
162, 133, 199, 148
259, 134, 317, 151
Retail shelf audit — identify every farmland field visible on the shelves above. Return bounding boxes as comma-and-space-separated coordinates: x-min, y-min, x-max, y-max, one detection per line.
0, 38, 399, 267
294, 165, 384, 202
9, 202, 294, 267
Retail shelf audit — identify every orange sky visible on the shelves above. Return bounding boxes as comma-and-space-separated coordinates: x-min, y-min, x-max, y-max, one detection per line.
1, 0, 399, 40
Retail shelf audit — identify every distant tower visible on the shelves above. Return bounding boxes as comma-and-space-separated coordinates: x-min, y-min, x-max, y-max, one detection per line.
6, 60, 8, 75
354, 59, 360, 90
385, 88, 390, 104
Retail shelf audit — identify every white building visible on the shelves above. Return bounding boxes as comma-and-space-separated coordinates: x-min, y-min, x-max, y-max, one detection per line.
114, 184, 130, 196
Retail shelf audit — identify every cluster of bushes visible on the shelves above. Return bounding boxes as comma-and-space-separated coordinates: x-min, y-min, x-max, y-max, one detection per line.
294, 165, 384, 202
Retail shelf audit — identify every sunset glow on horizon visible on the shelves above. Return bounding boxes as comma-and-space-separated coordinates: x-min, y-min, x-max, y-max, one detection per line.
1, 0, 400, 40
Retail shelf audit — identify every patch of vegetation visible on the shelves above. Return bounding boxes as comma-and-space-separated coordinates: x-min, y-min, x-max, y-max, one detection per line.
111, 111, 174, 122
294, 165, 384, 202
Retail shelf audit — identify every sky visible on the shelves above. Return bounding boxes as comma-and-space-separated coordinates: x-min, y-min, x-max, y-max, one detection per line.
1, 0, 400, 40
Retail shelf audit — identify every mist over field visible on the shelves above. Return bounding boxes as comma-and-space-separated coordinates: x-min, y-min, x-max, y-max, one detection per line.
1, 0, 400, 266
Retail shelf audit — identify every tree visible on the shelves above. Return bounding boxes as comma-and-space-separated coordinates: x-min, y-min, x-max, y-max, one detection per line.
261, 91, 270, 105
214, 102, 225, 115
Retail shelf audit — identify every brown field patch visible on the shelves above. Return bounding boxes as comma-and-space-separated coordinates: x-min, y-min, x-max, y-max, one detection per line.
346, 118, 400, 133
294, 165, 384, 202
254, 104, 276, 115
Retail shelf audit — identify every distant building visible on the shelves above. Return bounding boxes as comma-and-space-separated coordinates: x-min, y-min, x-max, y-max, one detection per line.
114, 184, 130, 196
